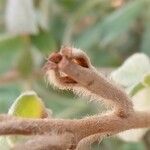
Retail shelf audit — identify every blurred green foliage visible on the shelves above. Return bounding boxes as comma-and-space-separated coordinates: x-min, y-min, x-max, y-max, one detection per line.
0, 0, 150, 149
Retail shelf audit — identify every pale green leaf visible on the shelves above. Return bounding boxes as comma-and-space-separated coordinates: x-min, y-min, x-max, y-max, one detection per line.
118, 129, 148, 142
0, 137, 10, 150
110, 53, 150, 87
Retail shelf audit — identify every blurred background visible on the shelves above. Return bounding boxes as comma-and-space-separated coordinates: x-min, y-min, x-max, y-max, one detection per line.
0, 0, 150, 149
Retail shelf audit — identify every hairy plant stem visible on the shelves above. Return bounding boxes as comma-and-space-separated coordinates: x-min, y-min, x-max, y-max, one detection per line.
0, 47, 150, 149
0, 111, 150, 141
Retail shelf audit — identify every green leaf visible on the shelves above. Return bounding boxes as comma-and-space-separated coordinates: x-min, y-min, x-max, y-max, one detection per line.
76, 0, 145, 49
8, 91, 46, 118
7, 91, 47, 147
